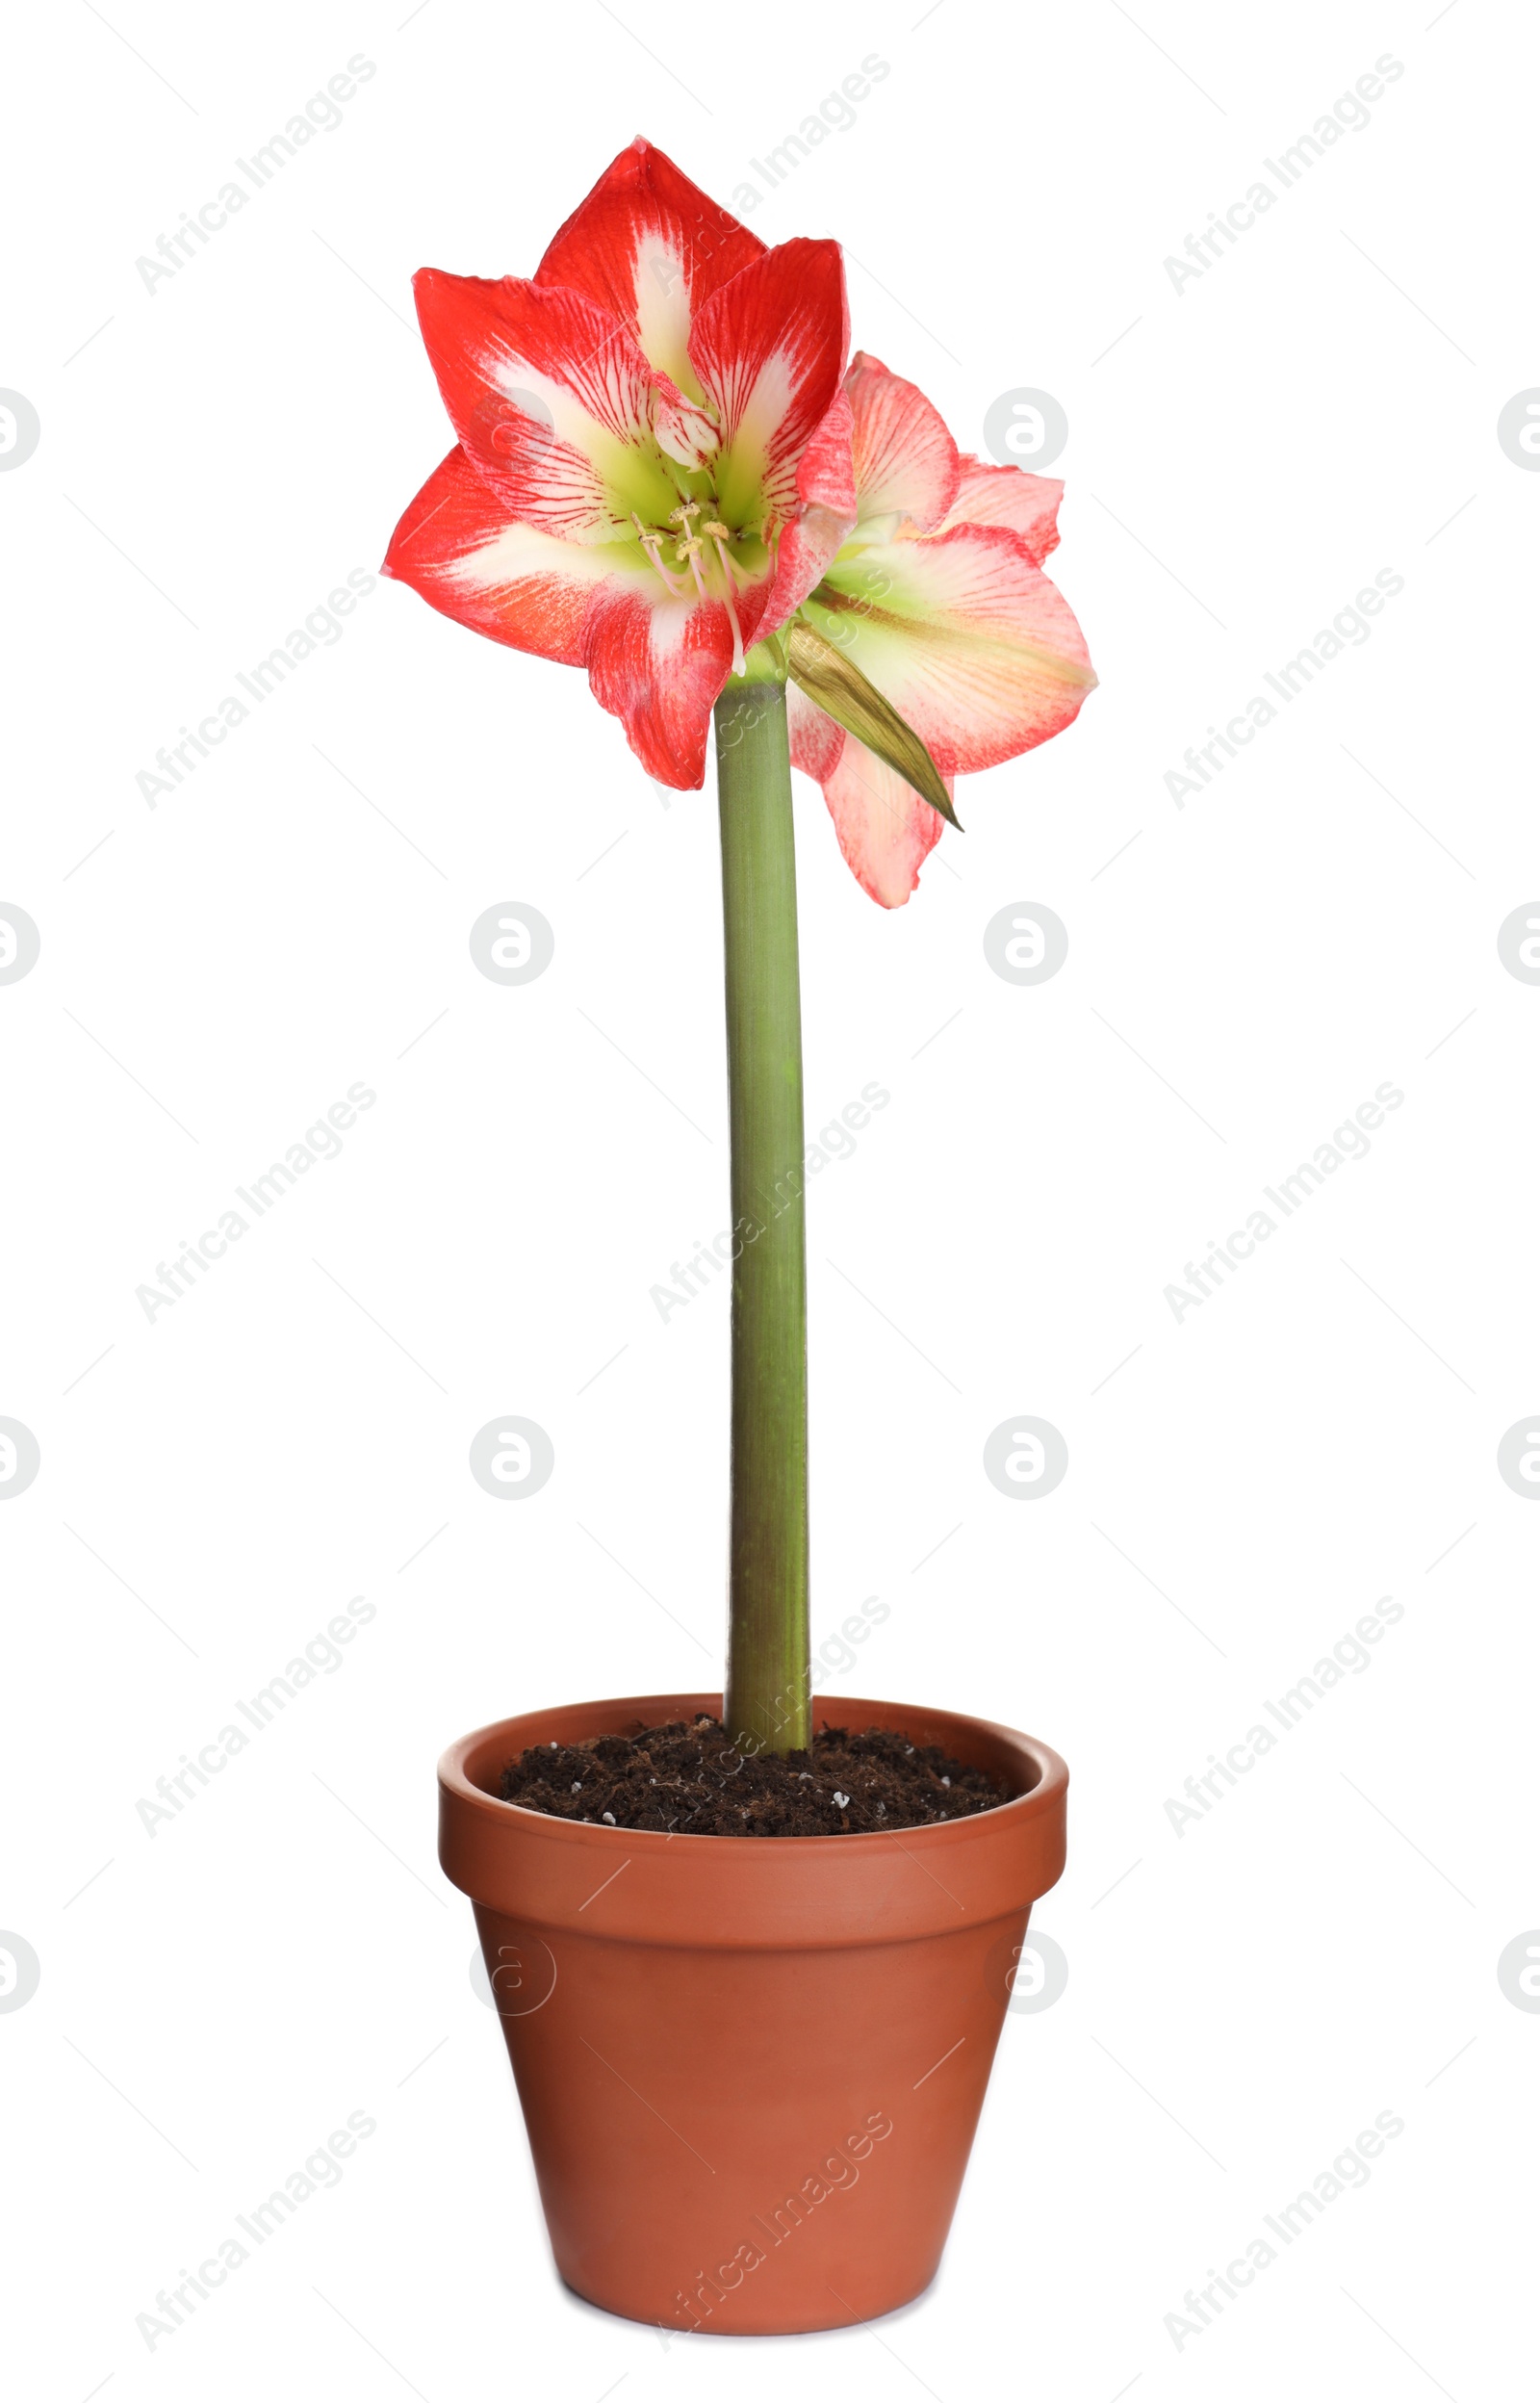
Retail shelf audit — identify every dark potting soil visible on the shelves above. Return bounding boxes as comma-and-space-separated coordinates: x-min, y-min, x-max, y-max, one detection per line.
499, 1714, 1010, 1836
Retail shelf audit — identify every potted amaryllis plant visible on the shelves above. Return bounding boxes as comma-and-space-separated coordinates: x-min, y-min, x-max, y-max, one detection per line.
386, 139, 1094, 2336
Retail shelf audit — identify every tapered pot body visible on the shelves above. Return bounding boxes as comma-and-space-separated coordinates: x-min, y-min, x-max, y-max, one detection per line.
439, 1692, 1066, 2335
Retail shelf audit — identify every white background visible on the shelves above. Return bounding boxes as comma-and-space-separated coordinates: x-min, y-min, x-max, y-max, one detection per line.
3, 0, 1535, 2395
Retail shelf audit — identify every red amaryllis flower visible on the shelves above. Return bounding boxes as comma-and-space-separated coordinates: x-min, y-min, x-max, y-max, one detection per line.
787, 352, 1097, 907
383, 139, 855, 788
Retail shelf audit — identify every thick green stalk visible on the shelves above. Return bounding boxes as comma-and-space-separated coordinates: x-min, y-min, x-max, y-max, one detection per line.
714, 680, 810, 1756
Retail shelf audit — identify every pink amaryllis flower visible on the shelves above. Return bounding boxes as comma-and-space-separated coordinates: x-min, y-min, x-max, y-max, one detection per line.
383, 139, 855, 788
787, 351, 1097, 907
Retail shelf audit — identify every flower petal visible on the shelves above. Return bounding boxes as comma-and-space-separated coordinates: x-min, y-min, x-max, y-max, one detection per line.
936, 454, 1063, 564
754, 386, 858, 642
585, 584, 736, 788
384, 447, 733, 784
689, 239, 850, 534
787, 690, 946, 909
787, 679, 845, 783
535, 138, 764, 398
412, 269, 679, 540
383, 444, 620, 663
844, 351, 960, 532
804, 523, 1095, 773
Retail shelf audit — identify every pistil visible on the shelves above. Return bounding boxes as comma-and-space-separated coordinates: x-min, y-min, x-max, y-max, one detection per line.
719, 573, 747, 677
702, 521, 747, 670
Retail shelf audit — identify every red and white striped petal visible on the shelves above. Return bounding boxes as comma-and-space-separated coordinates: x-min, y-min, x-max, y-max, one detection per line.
690, 240, 850, 534
804, 523, 1096, 774
383, 444, 625, 662
754, 387, 858, 643
412, 270, 679, 541
936, 454, 1063, 564
383, 448, 732, 783
536, 139, 764, 399
585, 584, 736, 788
844, 351, 960, 533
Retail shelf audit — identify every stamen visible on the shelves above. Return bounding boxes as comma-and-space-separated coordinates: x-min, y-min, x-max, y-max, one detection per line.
630, 511, 688, 596
647, 541, 689, 597
668, 502, 703, 526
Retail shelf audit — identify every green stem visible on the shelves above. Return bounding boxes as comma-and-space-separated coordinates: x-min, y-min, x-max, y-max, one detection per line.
714, 680, 810, 1756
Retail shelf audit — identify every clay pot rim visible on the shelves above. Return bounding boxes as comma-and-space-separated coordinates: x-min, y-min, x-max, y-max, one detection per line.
439, 1689, 1068, 1855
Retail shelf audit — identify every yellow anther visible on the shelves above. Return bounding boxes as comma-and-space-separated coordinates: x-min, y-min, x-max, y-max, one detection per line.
701, 520, 731, 539
668, 502, 703, 525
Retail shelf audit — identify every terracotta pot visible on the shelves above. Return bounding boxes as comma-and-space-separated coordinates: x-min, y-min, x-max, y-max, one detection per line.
439, 1690, 1066, 2335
